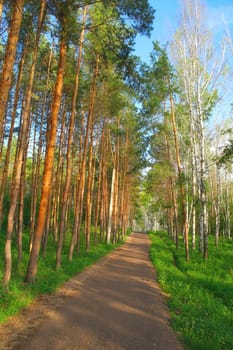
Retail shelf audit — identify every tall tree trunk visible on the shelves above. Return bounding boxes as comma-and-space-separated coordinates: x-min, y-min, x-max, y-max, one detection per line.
52, 101, 66, 256
0, 0, 3, 27
17, 141, 29, 265
29, 44, 53, 250
164, 112, 179, 248
3, 0, 46, 287
197, 99, 208, 259
0, 0, 24, 146
120, 129, 129, 239
113, 118, 120, 243
69, 110, 86, 257
56, 6, 87, 267
0, 33, 29, 229
25, 34, 67, 284
68, 55, 99, 261
225, 174, 231, 239
84, 134, 95, 251
168, 77, 189, 261
215, 165, 220, 246
107, 167, 115, 244
94, 126, 105, 244
191, 129, 197, 250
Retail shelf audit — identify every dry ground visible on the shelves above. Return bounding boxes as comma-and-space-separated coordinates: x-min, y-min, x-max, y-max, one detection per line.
0, 232, 183, 350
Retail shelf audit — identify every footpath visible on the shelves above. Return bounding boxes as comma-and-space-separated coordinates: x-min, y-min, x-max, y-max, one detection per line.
1, 232, 183, 350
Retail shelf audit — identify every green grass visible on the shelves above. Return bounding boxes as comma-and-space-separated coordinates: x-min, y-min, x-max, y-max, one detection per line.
149, 230, 233, 350
0, 230, 127, 324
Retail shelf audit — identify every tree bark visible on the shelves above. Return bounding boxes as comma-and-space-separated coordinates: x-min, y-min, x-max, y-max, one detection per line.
107, 167, 115, 244
0, 0, 24, 146
56, 6, 87, 267
3, 0, 46, 287
25, 33, 67, 284
29, 44, 53, 251
168, 77, 189, 261
0, 32, 29, 229
68, 55, 99, 261
0, 0, 3, 27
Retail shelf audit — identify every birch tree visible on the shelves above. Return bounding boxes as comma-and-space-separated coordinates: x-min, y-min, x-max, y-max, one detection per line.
172, 0, 225, 258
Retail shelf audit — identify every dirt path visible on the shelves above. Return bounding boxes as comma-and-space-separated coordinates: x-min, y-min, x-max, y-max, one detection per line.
0, 232, 183, 350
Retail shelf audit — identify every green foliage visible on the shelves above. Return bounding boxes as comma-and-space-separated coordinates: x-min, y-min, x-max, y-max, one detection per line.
103, 0, 155, 37
216, 138, 233, 165
149, 231, 233, 350
0, 230, 124, 324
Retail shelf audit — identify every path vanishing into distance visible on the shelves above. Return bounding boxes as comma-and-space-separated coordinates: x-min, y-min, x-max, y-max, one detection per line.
1, 232, 183, 350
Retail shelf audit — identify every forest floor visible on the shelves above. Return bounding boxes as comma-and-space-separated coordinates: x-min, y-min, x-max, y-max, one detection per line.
0, 232, 183, 350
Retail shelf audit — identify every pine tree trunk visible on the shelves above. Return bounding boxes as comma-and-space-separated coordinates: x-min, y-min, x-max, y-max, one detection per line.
0, 33, 29, 229
29, 45, 53, 250
3, 0, 46, 287
68, 55, 99, 261
107, 167, 115, 244
41, 195, 52, 256
25, 34, 67, 284
17, 143, 28, 265
56, 6, 87, 267
0, 0, 24, 146
93, 128, 104, 244
85, 137, 95, 251
0, 0, 3, 26
52, 101, 66, 265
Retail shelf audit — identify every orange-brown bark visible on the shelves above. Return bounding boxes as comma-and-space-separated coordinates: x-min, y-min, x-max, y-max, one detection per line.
0, 0, 24, 145
25, 35, 67, 283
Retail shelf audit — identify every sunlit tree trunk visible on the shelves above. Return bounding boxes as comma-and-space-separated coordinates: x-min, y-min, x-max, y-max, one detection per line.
29, 45, 53, 251
0, 0, 24, 147
113, 128, 120, 244
52, 101, 66, 264
17, 141, 29, 265
168, 77, 189, 261
25, 33, 67, 284
107, 166, 115, 244
84, 130, 95, 251
0, 33, 29, 229
57, 6, 87, 266
3, 0, 46, 287
0, 0, 3, 27
164, 112, 179, 248
68, 55, 99, 261
93, 127, 104, 244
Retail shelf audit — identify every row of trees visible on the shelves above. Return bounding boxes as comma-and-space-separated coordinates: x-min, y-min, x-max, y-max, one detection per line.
141, 0, 233, 260
0, 0, 154, 286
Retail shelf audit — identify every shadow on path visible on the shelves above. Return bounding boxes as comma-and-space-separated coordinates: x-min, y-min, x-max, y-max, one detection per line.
9, 232, 184, 350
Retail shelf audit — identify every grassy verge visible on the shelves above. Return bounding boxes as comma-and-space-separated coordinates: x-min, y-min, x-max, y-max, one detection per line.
0, 231, 127, 324
149, 230, 233, 350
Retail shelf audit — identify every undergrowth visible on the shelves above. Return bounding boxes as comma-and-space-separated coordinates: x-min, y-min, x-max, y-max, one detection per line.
0, 230, 126, 324
149, 230, 233, 350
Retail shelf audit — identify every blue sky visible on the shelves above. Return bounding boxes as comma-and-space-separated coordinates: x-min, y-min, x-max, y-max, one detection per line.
134, 0, 233, 62
134, 0, 233, 126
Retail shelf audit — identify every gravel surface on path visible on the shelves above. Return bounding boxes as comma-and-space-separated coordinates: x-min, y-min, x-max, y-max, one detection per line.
0, 232, 183, 350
